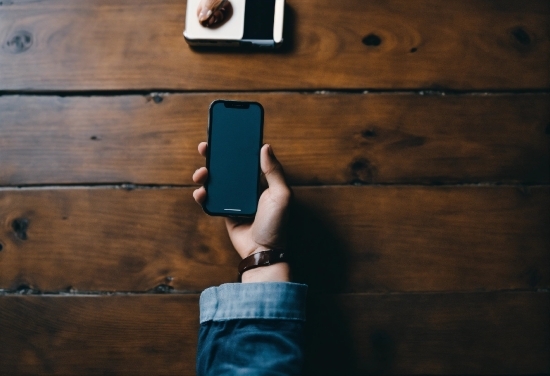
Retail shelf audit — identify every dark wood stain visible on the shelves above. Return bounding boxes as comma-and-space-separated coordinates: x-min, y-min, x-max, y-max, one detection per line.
0, 293, 546, 375
0, 0, 547, 90
0, 0, 548, 374
1, 94, 548, 186
118, 255, 147, 274
387, 135, 427, 150
0, 187, 547, 293
522, 267, 543, 288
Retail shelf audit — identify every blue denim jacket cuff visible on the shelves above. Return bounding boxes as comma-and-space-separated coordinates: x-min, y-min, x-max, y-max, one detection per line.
200, 282, 307, 324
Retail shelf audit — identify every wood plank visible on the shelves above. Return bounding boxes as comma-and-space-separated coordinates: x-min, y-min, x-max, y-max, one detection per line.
1, 93, 548, 186
0, 292, 547, 375
0, 0, 548, 90
304, 292, 550, 375
0, 186, 547, 292
0, 294, 200, 375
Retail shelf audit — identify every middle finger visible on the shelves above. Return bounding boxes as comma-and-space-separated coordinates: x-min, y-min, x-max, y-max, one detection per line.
193, 167, 208, 184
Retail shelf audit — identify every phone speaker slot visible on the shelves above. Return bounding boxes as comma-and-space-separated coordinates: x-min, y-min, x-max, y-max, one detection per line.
224, 102, 250, 109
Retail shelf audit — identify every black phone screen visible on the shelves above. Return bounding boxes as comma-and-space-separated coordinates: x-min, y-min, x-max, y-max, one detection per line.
243, 0, 276, 40
204, 101, 263, 216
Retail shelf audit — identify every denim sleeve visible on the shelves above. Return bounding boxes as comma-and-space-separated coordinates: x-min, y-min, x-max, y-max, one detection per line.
196, 282, 308, 376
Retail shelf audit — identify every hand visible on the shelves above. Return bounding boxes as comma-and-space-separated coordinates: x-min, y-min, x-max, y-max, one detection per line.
193, 143, 292, 282
197, 0, 232, 27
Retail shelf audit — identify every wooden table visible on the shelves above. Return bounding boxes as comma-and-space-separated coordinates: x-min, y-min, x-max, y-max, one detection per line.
0, 0, 548, 374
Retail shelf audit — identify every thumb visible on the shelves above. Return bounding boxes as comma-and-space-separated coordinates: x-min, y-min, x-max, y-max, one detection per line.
198, 0, 226, 22
261, 144, 289, 193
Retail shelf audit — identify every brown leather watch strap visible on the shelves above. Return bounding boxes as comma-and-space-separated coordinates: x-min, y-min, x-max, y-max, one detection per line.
238, 249, 287, 276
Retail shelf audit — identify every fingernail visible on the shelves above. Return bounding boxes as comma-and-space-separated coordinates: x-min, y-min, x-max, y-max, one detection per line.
208, 15, 217, 25
199, 9, 212, 21
267, 144, 274, 156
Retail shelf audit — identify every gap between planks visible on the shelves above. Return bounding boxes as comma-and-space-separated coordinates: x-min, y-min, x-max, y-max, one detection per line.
1, 288, 548, 296
1, 89, 550, 98
1, 183, 549, 191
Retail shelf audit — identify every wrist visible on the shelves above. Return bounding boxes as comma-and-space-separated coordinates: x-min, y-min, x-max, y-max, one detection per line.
241, 262, 290, 283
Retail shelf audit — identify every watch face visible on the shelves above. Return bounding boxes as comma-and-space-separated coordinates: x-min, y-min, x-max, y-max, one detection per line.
184, 0, 245, 40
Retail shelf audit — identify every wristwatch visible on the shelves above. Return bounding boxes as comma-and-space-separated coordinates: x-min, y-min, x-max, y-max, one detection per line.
238, 249, 287, 276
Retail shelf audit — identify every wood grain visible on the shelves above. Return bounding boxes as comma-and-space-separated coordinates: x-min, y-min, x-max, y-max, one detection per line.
0, 294, 200, 376
1, 93, 548, 186
0, 0, 548, 90
0, 186, 547, 293
0, 292, 547, 375
304, 292, 550, 375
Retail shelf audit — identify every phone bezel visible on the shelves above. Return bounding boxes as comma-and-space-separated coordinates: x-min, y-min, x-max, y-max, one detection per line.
203, 99, 264, 217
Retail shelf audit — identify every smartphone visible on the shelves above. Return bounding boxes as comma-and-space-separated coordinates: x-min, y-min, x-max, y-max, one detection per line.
203, 100, 264, 217
184, 0, 285, 48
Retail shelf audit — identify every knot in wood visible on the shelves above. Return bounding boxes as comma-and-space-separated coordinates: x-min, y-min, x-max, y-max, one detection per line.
362, 34, 381, 47
349, 157, 376, 184
12, 218, 29, 240
5, 30, 32, 54
361, 128, 377, 138
510, 27, 531, 46
153, 284, 174, 293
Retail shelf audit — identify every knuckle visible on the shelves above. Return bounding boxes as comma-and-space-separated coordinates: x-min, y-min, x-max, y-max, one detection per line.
264, 164, 279, 177
274, 187, 292, 204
